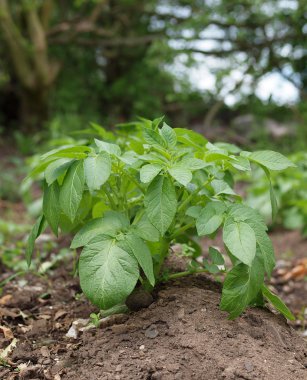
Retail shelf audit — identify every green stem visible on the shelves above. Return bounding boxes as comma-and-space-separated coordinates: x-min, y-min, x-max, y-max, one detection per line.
170, 222, 195, 239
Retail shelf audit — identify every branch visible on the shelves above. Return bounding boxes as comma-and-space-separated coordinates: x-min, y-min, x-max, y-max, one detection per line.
40, 0, 54, 31
0, 0, 35, 89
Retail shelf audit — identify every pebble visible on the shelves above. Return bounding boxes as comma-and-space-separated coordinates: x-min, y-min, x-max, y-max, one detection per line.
244, 361, 254, 373
145, 324, 159, 339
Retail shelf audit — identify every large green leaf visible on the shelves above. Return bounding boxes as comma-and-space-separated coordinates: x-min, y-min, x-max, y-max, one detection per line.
174, 128, 208, 148
43, 182, 60, 236
84, 152, 111, 192
79, 235, 139, 309
140, 164, 163, 183
220, 252, 264, 319
144, 175, 177, 235
248, 150, 295, 171
26, 215, 47, 267
59, 161, 85, 222
261, 285, 295, 320
245, 220, 275, 278
223, 219, 256, 266
71, 211, 129, 248
120, 233, 155, 286
196, 201, 226, 236
44, 158, 74, 185
168, 164, 192, 186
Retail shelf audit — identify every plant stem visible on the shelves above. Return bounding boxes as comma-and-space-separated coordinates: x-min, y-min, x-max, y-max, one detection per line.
170, 222, 195, 239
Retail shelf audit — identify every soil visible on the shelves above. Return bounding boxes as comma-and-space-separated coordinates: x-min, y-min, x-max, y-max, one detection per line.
0, 260, 306, 380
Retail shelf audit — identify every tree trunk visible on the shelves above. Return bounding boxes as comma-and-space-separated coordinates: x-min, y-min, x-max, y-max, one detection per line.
19, 87, 50, 133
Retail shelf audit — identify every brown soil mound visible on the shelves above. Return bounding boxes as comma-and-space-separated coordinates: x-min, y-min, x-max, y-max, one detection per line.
1, 272, 306, 380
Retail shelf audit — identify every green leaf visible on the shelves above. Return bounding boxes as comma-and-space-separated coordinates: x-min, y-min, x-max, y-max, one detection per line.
246, 220, 275, 278
152, 116, 165, 129
209, 246, 225, 265
159, 123, 177, 148
168, 164, 192, 186
121, 233, 155, 286
144, 128, 166, 147
144, 175, 177, 235
261, 285, 295, 320
79, 235, 139, 309
223, 219, 256, 266
228, 204, 266, 227
95, 139, 121, 156
174, 128, 208, 149
26, 215, 47, 267
180, 157, 207, 170
196, 202, 226, 236
59, 161, 85, 222
45, 158, 74, 185
262, 167, 278, 221
132, 214, 160, 242
211, 180, 237, 196
220, 252, 264, 319
40, 146, 90, 161
71, 211, 129, 248
43, 182, 60, 236
186, 205, 202, 218
140, 164, 163, 183
84, 152, 111, 192
248, 150, 295, 171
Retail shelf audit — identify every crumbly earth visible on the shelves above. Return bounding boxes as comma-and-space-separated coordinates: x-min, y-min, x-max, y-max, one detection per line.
0, 269, 306, 380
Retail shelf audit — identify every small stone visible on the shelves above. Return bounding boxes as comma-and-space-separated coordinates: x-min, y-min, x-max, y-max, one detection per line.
145, 324, 159, 339
139, 345, 145, 350
244, 361, 254, 373
115, 365, 122, 372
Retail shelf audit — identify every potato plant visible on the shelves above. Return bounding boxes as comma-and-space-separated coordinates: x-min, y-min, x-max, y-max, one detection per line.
26, 118, 295, 319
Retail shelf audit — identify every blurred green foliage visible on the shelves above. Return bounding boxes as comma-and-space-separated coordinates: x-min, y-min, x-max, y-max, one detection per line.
245, 151, 307, 235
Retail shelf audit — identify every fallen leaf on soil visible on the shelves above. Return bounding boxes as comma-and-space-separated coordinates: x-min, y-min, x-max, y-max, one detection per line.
0, 295, 12, 305
0, 325, 14, 339
282, 259, 307, 282
0, 337, 17, 359
54, 310, 67, 321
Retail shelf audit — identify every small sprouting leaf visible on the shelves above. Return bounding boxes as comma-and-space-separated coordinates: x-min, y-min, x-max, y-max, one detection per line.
159, 123, 177, 148
220, 252, 264, 319
121, 233, 155, 286
71, 211, 129, 248
144, 175, 177, 235
26, 215, 47, 267
168, 164, 192, 186
223, 219, 256, 266
95, 139, 121, 156
79, 235, 139, 309
248, 150, 295, 171
140, 164, 163, 183
59, 161, 85, 222
261, 285, 295, 320
43, 182, 60, 236
84, 152, 111, 192
196, 202, 226, 236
